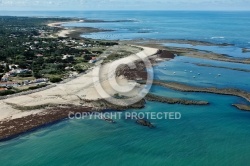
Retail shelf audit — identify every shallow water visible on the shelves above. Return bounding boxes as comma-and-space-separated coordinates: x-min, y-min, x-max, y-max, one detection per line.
154, 56, 250, 91
1, 11, 250, 166
164, 43, 250, 58
1, 60, 250, 165
1, 94, 250, 166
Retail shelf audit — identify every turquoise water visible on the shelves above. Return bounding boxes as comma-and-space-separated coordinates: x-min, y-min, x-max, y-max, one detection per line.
1, 94, 250, 166
1, 11, 250, 165
154, 56, 250, 91
164, 43, 250, 58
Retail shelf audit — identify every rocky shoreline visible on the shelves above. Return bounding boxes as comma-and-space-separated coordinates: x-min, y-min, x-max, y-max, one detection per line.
149, 80, 250, 102
0, 106, 93, 141
1, 17, 250, 143
2, 45, 249, 141
145, 93, 209, 105
126, 40, 250, 64
1, 91, 209, 141
232, 104, 250, 112
122, 39, 234, 47
191, 63, 250, 73
80, 98, 146, 111
145, 80, 250, 111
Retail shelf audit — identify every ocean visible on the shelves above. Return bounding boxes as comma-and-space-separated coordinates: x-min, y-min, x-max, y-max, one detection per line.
0, 11, 250, 166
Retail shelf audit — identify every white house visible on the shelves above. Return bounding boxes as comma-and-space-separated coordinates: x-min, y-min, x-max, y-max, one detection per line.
0, 82, 19, 87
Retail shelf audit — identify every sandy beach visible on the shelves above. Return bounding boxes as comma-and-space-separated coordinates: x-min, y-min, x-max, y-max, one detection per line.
47, 20, 84, 27
1, 18, 249, 142
57, 29, 75, 37
48, 20, 82, 37
0, 20, 158, 123
0, 46, 158, 122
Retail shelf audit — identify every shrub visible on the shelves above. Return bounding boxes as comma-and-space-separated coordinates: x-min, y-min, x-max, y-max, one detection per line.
49, 76, 62, 83
28, 84, 47, 90
0, 90, 15, 96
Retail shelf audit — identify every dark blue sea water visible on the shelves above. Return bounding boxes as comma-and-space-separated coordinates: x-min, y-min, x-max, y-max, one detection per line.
70, 11, 250, 48
1, 11, 250, 47
0, 11, 250, 166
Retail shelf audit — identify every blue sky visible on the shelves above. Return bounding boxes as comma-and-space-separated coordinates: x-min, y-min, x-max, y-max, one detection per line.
0, 0, 250, 11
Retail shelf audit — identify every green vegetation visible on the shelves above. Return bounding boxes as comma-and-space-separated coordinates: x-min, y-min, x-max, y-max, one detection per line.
74, 62, 93, 72
0, 16, 120, 96
49, 76, 63, 83
28, 84, 48, 90
0, 16, 118, 80
0, 84, 48, 97
0, 90, 15, 96
103, 50, 134, 63
113, 93, 128, 99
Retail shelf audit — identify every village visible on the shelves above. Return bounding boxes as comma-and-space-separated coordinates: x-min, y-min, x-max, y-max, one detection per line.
0, 16, 118, 95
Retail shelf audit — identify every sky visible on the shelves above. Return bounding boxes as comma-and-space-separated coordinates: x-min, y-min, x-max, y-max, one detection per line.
0, 0, 250, 11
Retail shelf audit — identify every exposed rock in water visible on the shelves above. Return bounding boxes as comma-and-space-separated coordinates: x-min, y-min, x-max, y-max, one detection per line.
0, 106, 93, 142
136, 119, 155, 128
145, 93, 209, 105
80, 98, 146, 111
144, 80, 250, 103
116, 60, 148, 80
115, 50, 174, 81
102, 116, 116, 123
192, 63, 250, 73
232, 104, 250, 112
156, 50, 175, 59
242, 48, 250, 53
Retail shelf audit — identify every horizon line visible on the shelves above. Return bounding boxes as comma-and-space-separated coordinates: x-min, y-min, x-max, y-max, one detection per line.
1, 9, 250, 12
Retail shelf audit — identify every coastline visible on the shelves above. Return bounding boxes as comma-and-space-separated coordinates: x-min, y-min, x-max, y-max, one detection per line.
1, 17, 250, 142
0, 43, 159, 141
48, 20, 113, 38
149, 80, 250, 105
125, 40, 250, 64
0, 106, 93, 141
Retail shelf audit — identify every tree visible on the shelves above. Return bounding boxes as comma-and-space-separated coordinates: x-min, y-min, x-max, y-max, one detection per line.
4, 63, 10, 72
49, 76, 62, 83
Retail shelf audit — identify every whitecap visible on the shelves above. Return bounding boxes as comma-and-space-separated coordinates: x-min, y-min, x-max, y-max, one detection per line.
126, 18, 140, 22
139, 28, 152, 31
211, 36, 225, 39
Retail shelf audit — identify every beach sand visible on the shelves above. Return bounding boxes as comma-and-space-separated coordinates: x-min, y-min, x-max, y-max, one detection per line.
57, 29, 75, 37
0, 46, 158, 122
47, 21, 80, 37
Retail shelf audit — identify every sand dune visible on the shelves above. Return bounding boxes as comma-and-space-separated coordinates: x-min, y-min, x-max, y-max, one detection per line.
0, 46, 158, 121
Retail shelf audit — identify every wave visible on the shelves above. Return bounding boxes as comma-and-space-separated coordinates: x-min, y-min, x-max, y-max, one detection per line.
139, 28, 152, 31
126, 18, 140, 22
211, 36, 225, 39
137, 28, 153, 33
